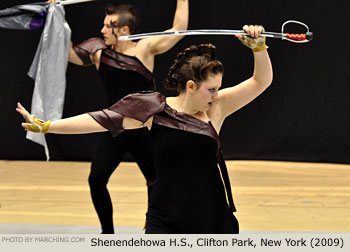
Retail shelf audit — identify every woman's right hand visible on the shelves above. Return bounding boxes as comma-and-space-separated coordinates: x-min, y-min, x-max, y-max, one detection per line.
16, 103, 51, 134
237, 24, 268, 52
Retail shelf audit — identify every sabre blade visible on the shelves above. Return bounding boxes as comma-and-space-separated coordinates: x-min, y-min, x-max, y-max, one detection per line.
119, 30, 282, 41
119, 20, 312, 43
59, 0, 96, 6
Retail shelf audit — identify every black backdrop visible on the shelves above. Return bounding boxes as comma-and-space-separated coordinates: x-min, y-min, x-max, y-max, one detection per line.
1, 0, 349, 163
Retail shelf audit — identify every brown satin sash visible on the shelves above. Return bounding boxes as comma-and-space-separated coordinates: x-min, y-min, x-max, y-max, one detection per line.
101, 50, 153, 82
73, 37, 153, 82
88, 91, 236, 212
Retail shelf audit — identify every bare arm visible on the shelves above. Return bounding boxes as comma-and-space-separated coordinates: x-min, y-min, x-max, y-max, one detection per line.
140, 0, 189, 56
69, 41, 84, 65
16, 103, 152, 134
46, 114, 106, 134
47, 115, 153, 134
217, 25, 273, 118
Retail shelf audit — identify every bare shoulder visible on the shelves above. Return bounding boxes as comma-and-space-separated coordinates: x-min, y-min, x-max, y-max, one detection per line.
135, 38, 151, 54
165, 96, 175, 107
91, 50, 102, 69
134, 39, 155, 72
208, 102, 225, 134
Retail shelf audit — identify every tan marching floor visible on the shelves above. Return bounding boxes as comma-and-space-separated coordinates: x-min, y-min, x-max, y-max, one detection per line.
0, 160, 349, 232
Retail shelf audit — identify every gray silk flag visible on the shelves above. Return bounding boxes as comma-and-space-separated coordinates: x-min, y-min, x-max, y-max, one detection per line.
0, 2, 47, 30
27, 3, 71, 160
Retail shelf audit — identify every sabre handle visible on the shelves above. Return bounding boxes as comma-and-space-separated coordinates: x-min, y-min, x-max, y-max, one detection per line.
281, 20, 313, 43
285, 32, 313, 41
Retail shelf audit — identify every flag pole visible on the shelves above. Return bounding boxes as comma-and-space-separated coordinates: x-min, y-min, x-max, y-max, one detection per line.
59, 0, 96, 6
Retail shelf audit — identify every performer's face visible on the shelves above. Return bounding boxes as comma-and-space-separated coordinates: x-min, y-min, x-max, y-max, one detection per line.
190, 73, 222, 112
101, 14, 120, 46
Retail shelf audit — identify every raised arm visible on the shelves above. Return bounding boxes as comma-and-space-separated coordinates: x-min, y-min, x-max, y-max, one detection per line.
217, 25, 273, 118
140, 0, 189, 56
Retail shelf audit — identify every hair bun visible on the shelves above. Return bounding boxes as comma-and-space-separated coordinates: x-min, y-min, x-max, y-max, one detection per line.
165, 44, 218, 91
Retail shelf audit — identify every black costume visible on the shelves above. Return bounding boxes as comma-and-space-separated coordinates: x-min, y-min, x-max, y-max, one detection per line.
89, 92, 239, 234
73, 38, 155, 233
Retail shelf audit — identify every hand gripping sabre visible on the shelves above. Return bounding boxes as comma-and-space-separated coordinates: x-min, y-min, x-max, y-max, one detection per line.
119, 20, 313, 44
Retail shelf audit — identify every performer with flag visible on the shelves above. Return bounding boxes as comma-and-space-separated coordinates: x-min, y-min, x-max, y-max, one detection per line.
46, 0, 189, 234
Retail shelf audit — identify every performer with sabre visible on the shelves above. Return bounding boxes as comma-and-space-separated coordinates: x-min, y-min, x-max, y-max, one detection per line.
17, 23, 272, 233
6, 0, 310, 233
46, 0, 189, 234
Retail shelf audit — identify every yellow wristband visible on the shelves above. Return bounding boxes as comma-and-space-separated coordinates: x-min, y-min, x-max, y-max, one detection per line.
252, 44, 269, 52
42, 120, 51, 134
25, 117, 51, 134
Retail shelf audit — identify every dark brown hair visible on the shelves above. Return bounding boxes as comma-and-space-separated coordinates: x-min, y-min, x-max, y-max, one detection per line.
105, 3, 140, 34
165, 44, 224, 92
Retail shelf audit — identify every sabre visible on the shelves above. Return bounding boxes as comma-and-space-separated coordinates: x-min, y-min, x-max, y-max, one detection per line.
119, 20, 313, 43
57, 0, 96, 6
